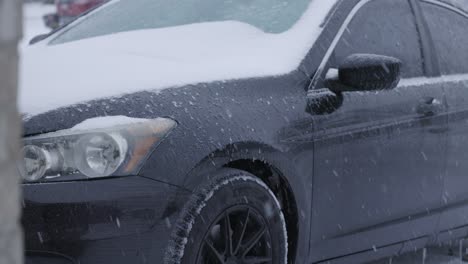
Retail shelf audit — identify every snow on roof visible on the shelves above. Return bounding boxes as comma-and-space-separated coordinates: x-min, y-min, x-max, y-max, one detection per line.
20, 0, 338, 116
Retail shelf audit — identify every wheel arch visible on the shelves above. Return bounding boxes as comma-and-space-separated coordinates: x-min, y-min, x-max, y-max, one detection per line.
182, 141, 305, 263
224, 159, 299, 264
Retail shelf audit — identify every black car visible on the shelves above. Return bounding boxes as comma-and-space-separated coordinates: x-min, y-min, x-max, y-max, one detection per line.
21, 0, 468, 263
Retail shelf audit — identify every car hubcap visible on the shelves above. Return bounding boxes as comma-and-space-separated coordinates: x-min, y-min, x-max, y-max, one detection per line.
197, 206, 273, 264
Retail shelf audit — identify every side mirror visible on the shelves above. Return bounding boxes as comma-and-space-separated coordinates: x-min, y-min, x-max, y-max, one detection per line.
328, 53, 402, 92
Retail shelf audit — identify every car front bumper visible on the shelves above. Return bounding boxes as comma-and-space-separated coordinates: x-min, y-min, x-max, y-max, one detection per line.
23, 176, 190, 264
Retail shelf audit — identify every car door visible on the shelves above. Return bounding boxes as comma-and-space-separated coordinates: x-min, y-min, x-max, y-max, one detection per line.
308, 0, 448, 261
419, 0, 468, 237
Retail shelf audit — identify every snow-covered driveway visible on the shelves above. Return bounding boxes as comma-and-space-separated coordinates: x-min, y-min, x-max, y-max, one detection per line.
370, 250, 465, 264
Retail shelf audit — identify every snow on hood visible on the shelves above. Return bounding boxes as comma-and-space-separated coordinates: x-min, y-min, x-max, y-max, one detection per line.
20, 0, 337, 116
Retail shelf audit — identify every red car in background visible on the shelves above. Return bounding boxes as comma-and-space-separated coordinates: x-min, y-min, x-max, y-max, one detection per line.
57, 0, 107, 23
44, 0, 107, 29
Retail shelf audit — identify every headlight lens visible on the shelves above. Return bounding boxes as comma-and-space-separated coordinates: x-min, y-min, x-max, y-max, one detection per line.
19, 145, 55, 181
19, 117, 176, 182
73, 133, 127, 178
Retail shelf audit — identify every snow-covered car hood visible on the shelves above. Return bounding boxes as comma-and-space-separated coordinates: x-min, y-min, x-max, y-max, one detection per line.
20, 0, 337, 117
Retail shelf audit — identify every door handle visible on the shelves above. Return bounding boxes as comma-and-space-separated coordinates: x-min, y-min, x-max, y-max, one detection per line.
416, 97, 443, 117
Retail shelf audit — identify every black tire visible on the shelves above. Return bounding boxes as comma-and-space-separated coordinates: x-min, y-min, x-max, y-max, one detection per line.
165, 169, 288, 264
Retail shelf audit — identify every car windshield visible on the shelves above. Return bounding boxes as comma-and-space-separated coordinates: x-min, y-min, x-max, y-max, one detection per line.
50, 0, 313, 44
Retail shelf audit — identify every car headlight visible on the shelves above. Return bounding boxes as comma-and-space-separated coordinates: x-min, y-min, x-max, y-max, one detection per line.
18, 117, 176, 182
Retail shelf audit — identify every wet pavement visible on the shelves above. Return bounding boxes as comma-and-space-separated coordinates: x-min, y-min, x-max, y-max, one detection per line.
370, 248, 465, 264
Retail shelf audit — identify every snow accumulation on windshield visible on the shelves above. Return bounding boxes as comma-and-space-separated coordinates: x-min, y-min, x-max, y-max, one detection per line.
20, 0, 337, 116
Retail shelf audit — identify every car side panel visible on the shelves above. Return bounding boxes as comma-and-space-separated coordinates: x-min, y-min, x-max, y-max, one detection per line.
419, 0, 468, 242
308, 0, 447, 261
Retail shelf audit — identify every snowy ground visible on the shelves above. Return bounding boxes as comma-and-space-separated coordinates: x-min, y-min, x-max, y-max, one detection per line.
19, 2, 468, 264
369, 249, 465, 264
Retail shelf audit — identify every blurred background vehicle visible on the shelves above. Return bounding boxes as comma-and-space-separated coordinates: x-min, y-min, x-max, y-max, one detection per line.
22, 1, 54, 48
43, 0, 108, 29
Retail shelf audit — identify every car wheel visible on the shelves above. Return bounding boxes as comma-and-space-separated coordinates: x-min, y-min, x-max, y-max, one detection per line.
165, 169, 288, 264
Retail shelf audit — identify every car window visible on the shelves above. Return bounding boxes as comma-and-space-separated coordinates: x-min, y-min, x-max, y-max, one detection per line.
50, 0, 312, 44
421, 2, 468, 75
330, 0, 423, 78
